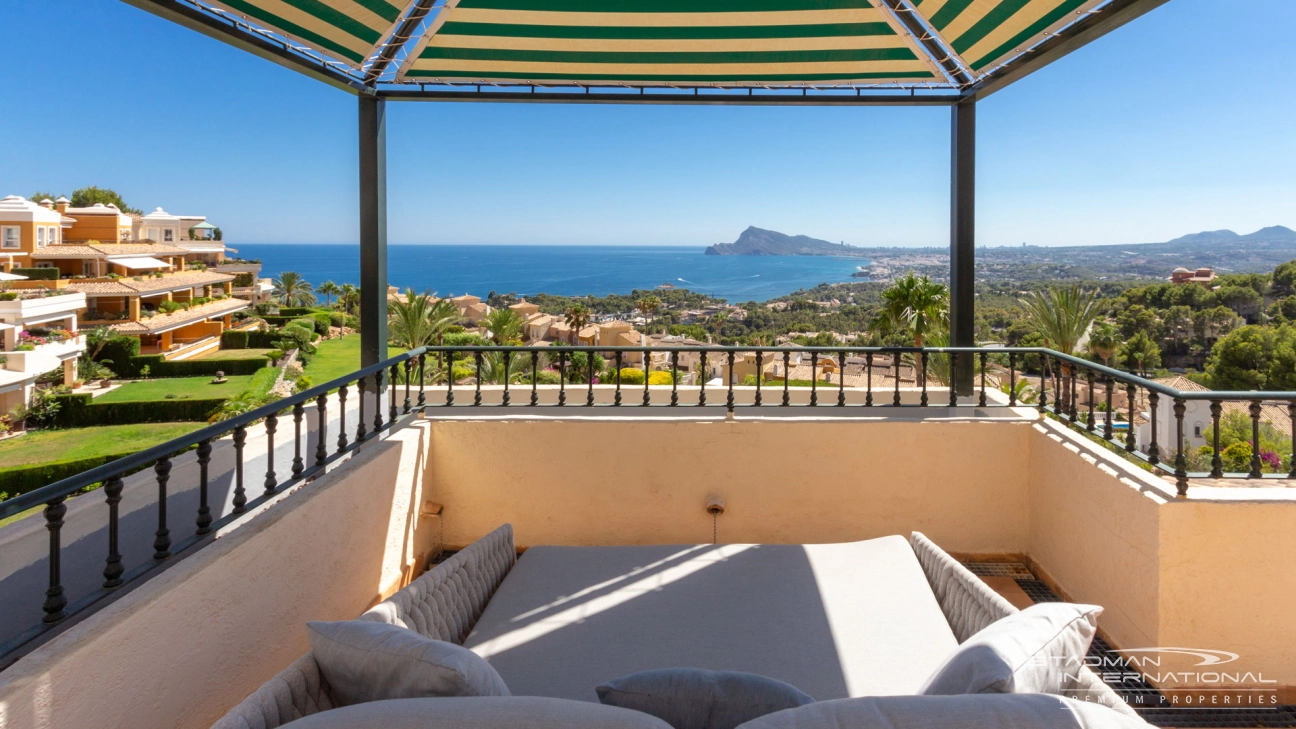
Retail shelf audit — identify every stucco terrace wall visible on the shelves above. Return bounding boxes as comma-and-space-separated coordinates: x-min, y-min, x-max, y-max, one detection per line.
427, 417, 1033, 553
0, 421, 433, 729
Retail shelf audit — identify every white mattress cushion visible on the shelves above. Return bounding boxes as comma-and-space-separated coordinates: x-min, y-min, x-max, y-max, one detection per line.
732, 694, 1153, 729
280, 696, 674, 728
463, 536, 958, 702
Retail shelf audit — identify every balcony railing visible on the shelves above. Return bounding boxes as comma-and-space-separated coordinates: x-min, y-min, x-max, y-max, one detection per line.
0, 345, 1292, 670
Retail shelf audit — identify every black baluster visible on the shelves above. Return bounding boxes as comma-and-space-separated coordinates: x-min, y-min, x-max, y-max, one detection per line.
356, 376, 368, 441
377, 368, 389, 429
1039, 358, 1049, 413
670, 351, 679, 406
782, 351, 790, 407
1209, 400, 1223, 478
866, 352, 874, 407
614, 351, 622, 406
195, 440, 213, 535
838, 350, 846, 407
474, 352, 483, 406
1125, 384, 1137, 452
292, 402, 305, 479
1103, 378, 1114, 440
642, 353, 650, 407
501, 351, 512, 407
1008, 353, 1017, 406
1173, 397, 1188, 495
979, 352, 988, 407
263, 410, 277, 495
809, 352, 818, 407
531, 351, 539, 406
1249, 400, 1263, 478
1085, 369, 1096, 432
337, 384, 350, 453
103, 476, 125, 588
403, 359, 412, 413
233, 425, 247, 513
754, 351, 764, 407
1068, 366, 1078, 423
418, 354, 426, 408
893, 352, 901, 407
1148, 391, 1160, 465
154, 455, 172, 560
42, 496, 67, 623
446, 352, 455, 406
948, 352, 958, 407
315, 394, 328, 466
558, 351, 567, 406
919, 351, 928, 407
727, 351, 735, 413
698, 352, 707, 406
587, 351, 595, 406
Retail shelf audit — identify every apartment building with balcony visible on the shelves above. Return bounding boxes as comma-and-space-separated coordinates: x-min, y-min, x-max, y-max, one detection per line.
66, 272, 246, 356
0, 290, 86, 412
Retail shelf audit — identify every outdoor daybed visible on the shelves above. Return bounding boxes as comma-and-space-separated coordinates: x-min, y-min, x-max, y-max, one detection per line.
213, 524, 1141, 728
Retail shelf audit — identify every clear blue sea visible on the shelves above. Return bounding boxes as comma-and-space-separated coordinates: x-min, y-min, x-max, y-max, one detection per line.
234, 244, 866, 303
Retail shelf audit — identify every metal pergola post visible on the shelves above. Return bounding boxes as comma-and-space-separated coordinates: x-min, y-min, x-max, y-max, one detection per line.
358, 96, 388, 369
950, 99, 976, 396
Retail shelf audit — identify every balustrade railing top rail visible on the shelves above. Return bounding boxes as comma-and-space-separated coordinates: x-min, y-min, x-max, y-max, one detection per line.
0, 344, 1292, 670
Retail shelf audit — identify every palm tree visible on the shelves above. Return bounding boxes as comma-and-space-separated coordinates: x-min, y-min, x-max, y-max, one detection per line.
317, 280, 341, 309
636, 295, 661, 334
339, 284, 360, 316
564, 303, 591, 344
872, 272, 949, 347
1087, 321, 1120, 367
482, 308, 524, 346
710, 311, 729, 342
388, 289, 440, 350
272, 271, 316, 307
478, 351, 529, 385
1020, 286, 1102, 356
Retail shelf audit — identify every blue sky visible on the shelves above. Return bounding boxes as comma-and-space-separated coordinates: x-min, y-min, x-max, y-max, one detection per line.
1, 0, 1292, 248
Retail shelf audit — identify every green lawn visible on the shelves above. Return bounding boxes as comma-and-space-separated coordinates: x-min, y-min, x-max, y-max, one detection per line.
0, 422, 203, 469
303, 337, 403, 385
195, 348, 277, 361
97, 375, 256, 403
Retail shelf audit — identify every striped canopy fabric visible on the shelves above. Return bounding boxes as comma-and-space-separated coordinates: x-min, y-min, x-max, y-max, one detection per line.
207, 0, 417, 66
397, 0, 944, 87
911, 0, 1105, 75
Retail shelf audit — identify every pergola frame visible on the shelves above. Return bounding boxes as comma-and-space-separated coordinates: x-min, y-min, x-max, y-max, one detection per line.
121, 0, 1169, 391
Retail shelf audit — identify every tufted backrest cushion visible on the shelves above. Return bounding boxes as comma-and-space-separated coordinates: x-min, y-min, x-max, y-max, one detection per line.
211, 653, 336, 729
362, 524, 516, 644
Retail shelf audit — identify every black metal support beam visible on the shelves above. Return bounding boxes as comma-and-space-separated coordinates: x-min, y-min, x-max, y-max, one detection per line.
120, 0, 371, 96
364, 0, 438, 84
964, 0, 1170, 100
876, 0, 971, 86
950, 99, 976, 396
376, 88, 963, 106
358, 96, 388, 368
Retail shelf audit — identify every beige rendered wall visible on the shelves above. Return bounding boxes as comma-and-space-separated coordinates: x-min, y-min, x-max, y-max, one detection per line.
0, 420, 434, 729
425, 418, 1032, 553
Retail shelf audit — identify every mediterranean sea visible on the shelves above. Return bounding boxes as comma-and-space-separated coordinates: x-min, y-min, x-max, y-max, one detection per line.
235, 244, 866, 303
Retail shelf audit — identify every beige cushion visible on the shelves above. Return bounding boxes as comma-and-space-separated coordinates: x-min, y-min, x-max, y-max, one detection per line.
920, 603, 1103, 695
733, 694, 1153, 729
280, 697, 674, 728
597, 668, 814, 729
307, 621, 510, 706
464, 536, 958, 701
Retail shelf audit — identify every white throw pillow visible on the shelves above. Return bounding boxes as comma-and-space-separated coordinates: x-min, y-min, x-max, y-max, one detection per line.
307, 620, 510, 706
597, 668, 815, 729
733, 694, 1151, 729
282, 697, 675, 729
919, 603, 1103, 695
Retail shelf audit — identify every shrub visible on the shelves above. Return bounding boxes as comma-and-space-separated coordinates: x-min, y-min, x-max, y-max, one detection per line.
157, 300, 184, 314
648, 371, 674, 386
295, 376, 312, 393
231, 272, 254, 287
310, 312, 332, 334
330, 312, 344, 328
1220, 441, 1253, 473
616, 368, 646, 385
267, 349, 284, 363
12, 267, 58, 280
247, 329, 279, 348
149, 357, 270, 377
0, 455, 135, 496
0, 292, 16, 301
533, 370, 562, 385
95, 336, 142, 376
52, 393, 225, 427
279, 307, 321, 317
221, 329, 250, 349
25, 389, 62, 429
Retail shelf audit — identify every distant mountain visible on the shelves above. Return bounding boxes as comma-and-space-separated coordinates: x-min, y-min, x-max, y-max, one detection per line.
1164, 226, 1296, 246
705, 226, 864, 257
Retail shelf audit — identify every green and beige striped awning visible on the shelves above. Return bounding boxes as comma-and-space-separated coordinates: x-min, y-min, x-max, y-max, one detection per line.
206, 0, 418, 66
397, 0, 942, 86
198, 0, 1115, 85
911, 0, 1105, 74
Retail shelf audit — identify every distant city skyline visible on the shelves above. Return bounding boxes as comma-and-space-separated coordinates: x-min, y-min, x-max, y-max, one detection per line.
1, 0, 1293, 249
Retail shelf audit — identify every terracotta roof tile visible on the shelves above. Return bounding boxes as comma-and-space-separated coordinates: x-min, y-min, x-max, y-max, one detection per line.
66, 271, 233, 296
110, 298, 249, 334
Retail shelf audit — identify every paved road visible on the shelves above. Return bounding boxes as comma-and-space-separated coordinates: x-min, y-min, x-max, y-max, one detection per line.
0, 390, 388, 647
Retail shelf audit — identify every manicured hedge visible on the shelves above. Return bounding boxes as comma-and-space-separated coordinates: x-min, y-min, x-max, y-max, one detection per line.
149, 357, 270, 377
279, 307, 322, 317
0, 455, 128, 496
96, 336, 143, 376
221, 329, 250, 349
12, 267, 58, 280
52, 393, 226, 427
247, 329, 279, 348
